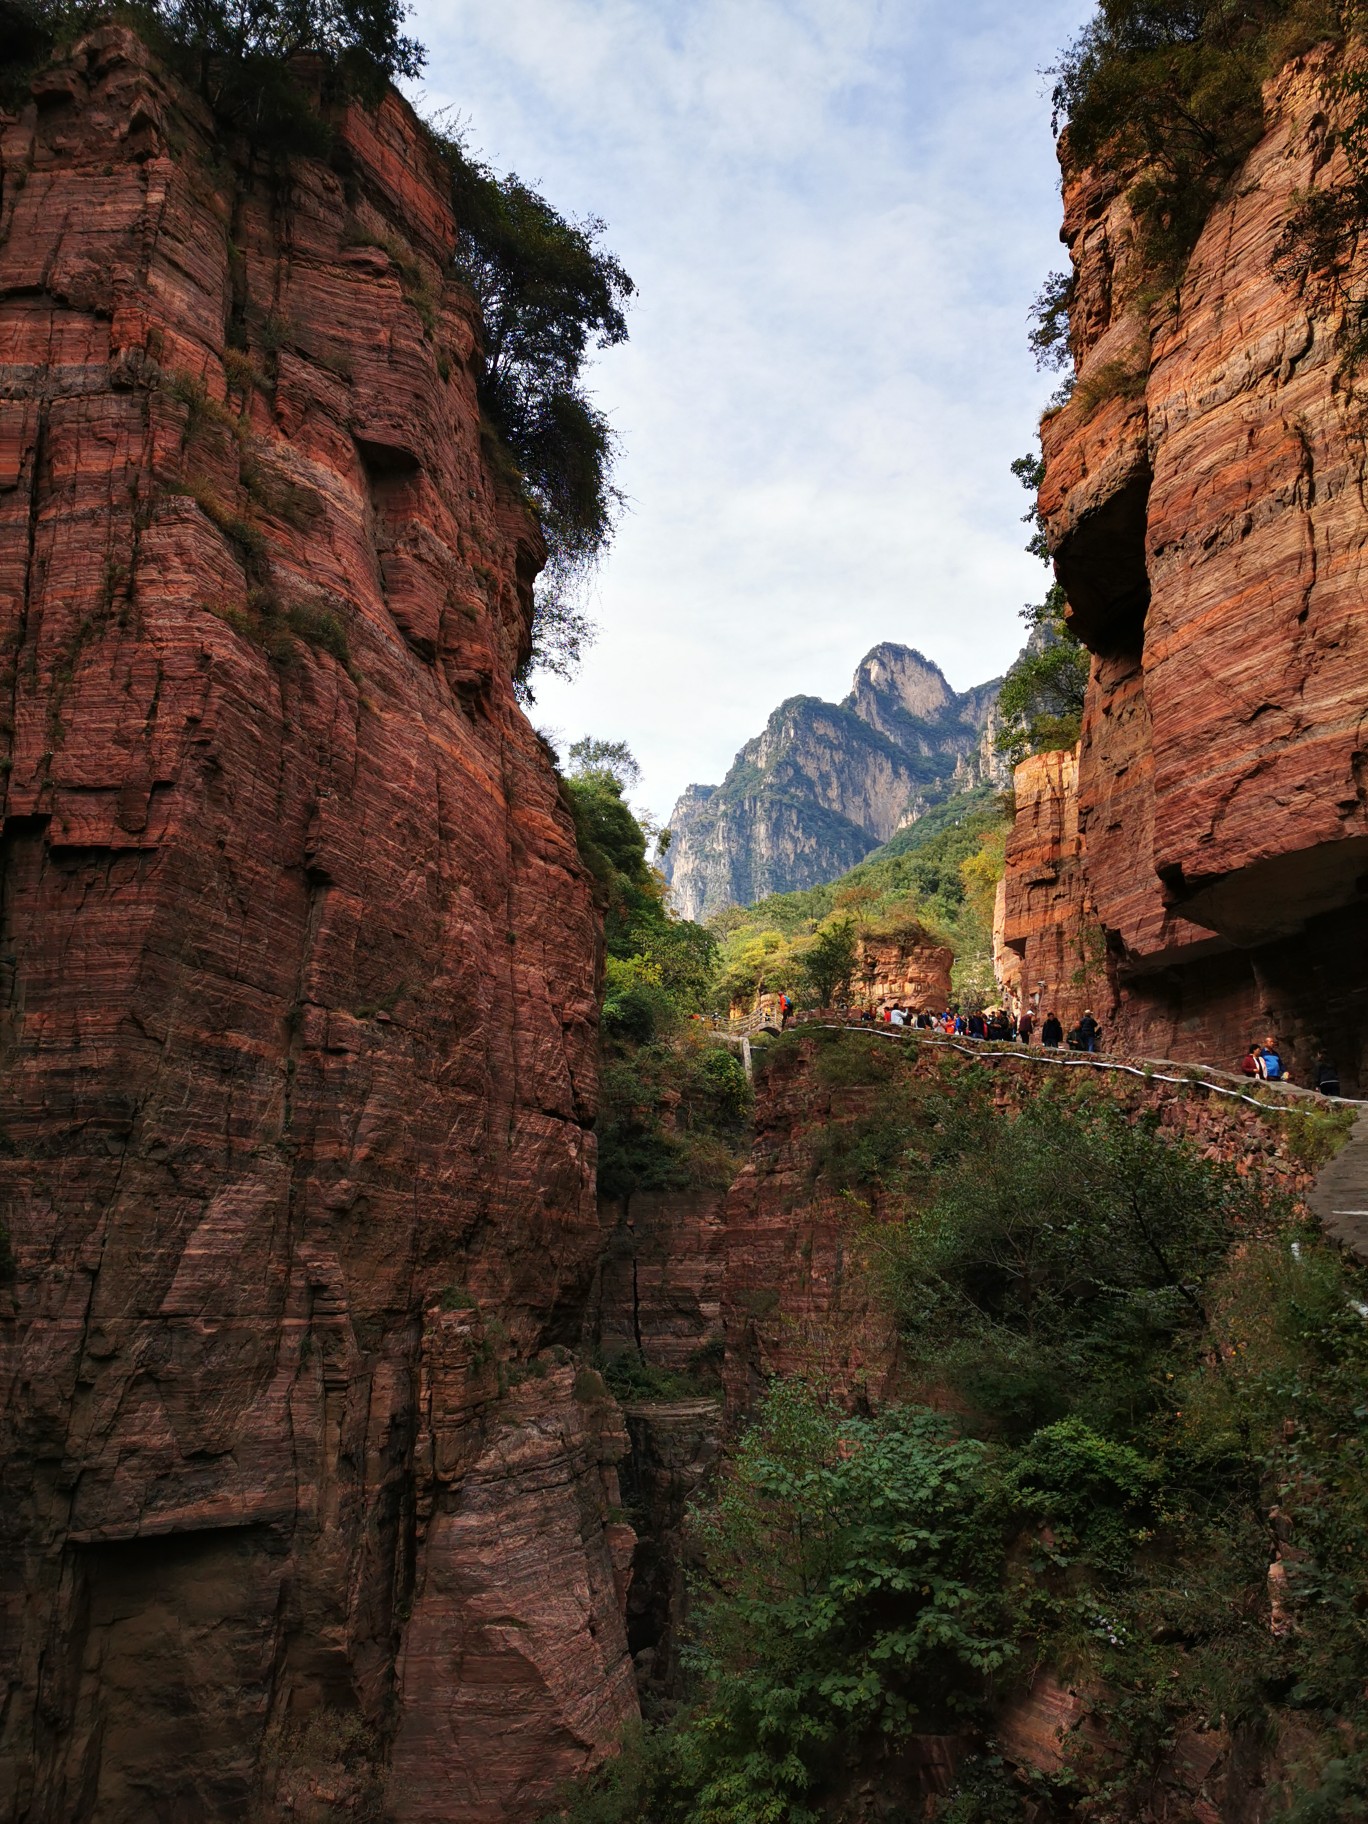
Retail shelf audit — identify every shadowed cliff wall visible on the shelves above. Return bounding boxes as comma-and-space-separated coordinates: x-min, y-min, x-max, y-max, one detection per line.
1007, 46, 1368, 1089
0, 30, 636, 1821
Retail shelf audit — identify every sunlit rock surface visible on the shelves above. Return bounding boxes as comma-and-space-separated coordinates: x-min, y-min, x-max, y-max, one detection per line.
1010, 48, 1368, 1089
664, 644, 1007, 921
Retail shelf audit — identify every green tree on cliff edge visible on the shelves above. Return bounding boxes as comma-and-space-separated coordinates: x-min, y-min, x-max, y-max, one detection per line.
1, 0, 424, 127
994, 445, 1089, 767
4, 0, 633, 695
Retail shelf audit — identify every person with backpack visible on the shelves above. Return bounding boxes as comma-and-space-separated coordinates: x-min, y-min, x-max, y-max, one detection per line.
1077, 1010, 1101, 1053
1041, 1012, 1063, 1048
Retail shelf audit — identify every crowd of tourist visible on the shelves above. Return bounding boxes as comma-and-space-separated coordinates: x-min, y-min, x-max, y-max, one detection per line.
859, 1003, 1103, 1051
741, 997, 1329, 1095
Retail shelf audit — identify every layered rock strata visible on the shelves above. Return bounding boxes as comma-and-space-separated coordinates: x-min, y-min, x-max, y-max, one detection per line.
0, 32, 633, 1822
999, 748, 1112, 1032
1016, 47, 1368, 1089
588, 1189, 726, 1377
855, 925, 954, 1012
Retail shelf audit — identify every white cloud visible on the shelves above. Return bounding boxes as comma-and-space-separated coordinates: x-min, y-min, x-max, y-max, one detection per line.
407, 0, 1096, 825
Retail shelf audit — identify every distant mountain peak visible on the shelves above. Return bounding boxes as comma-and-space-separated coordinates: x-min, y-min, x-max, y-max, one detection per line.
661, 640, 1013, 922
847, 643, 952, 724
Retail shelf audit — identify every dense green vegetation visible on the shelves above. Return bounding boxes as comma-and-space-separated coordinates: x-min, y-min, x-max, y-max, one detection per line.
555, 1048, 1368, 1821
995, 449, 1089, 765
3, 0, 630, 691
432, 136, 634, 687
562, 745, 751, 1204
711, 788, 1010, 1011
1045, 0, 1341, 317
1, 0, 424, 144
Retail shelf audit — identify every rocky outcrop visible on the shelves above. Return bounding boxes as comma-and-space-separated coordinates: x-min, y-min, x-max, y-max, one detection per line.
1015, 46, 1368, 1089
587, 1189, 726, 1377
0, 31, 633, 1822
664, 645, 1007, 921
999, 748, 1110, 1032
855, 925, 954, 1013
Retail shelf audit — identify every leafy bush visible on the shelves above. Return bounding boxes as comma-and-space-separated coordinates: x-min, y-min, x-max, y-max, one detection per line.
601, 1355, 717, 1402
554, 1384, 1012, 1824
564, 1054, 1368, 1820
3, 0, 424, 148
885, 1094, 1245, 1437
421, 130, 634, 691
796, 916, 857, 1008
596, 1038, 751, 1202
1050, 1, 1340, 301
563, 749, 718, 1041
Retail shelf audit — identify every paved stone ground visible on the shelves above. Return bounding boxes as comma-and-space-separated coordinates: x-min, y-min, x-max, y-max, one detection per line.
1307, 1107, 1368, 1265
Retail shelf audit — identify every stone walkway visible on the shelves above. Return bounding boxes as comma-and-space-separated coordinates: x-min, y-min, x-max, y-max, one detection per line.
1307, 1106, 1368, 1265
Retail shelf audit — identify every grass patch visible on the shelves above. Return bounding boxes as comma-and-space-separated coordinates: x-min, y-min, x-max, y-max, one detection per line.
204, 586, 354, 673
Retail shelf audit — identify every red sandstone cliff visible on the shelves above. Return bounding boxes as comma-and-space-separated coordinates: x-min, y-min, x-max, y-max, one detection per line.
1006, 45, 1368, 1089
0, 31, 635, 1821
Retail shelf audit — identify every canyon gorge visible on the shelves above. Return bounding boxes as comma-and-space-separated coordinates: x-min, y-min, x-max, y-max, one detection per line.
4, 9, 1368, 1824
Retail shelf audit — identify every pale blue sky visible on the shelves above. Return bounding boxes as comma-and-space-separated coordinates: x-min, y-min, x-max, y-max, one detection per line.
407, 0, 1095, 824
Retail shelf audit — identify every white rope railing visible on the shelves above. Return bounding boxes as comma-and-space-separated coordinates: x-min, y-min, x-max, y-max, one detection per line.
787, 1021, 1358, 1116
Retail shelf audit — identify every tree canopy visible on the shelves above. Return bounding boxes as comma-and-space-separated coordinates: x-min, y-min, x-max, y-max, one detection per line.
1049, 1, 1340, 295
995, 449, 1089, 766
2, 0, 425, 137
432, 131, 634, 692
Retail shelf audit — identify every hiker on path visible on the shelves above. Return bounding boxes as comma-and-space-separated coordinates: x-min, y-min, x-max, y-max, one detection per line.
1239, 1043, 1260, 1077
1256, 1035, 1287, 1082
1018, 1009, 1035, 1044
1041, 1012, 1064, 1048
1077, 1010, 1101, 1054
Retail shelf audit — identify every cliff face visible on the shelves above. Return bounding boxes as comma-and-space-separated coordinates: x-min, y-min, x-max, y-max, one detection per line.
1010, 47, 1368, 1087
999, 749, 1111, 1031
663, 644, 1007, 921
0, 32, 634, 1822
